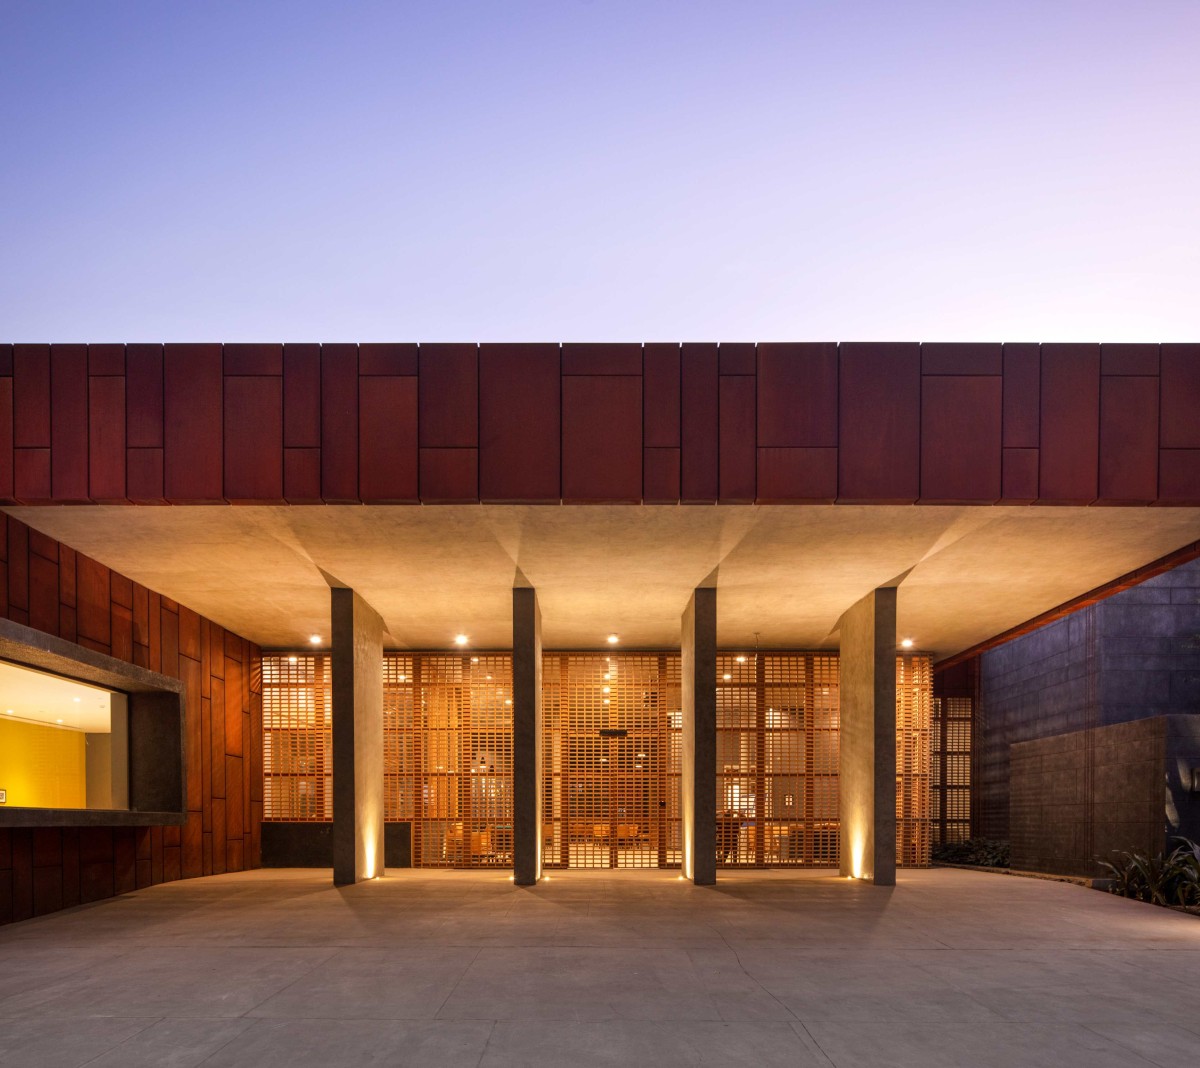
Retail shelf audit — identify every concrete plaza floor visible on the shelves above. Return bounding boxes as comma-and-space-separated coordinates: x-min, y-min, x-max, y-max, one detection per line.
1, 867, 1199, 1067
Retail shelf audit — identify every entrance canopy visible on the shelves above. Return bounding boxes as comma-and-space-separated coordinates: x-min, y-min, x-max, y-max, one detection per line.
9, 503, 1199, 659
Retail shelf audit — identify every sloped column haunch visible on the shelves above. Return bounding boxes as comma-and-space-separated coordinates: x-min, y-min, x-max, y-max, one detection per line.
331, 587, 385, 885
838, 587, 897, 885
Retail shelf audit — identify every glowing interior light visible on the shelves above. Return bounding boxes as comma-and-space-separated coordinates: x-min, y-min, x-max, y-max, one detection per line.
471, 656, 479, 663
287, 655, 298, 663
455, 634, 469, 646
398, 675, 406, 682
603, 698, 610, 705
504, 698, 512, 706
606, 634, 619, 644
602, 686, 611, 694
309, 634, 321, 645
723, 673, 732, 681
735, 655, 746, 663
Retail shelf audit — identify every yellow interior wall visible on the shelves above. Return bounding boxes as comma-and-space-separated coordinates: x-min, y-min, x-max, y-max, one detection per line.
0, 719, 87, 808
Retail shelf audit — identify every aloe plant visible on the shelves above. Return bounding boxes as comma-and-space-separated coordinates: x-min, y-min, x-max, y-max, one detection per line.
1098, 837, 1200, 908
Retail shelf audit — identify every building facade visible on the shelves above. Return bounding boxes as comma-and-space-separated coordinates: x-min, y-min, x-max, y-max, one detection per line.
1, 341, 1198, 922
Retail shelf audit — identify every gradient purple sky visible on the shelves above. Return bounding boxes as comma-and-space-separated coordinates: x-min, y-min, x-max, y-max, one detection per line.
2, 1, 1198, 342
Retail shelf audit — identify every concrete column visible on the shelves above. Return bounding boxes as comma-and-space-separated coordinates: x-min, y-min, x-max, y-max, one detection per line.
681, 587, 717, 885
513, 586, 543, 886
838, 586, 897, 886
331, 586, 385, 886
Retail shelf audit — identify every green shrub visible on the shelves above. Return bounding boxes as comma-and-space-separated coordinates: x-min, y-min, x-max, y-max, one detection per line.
1097, 838, 1200, 907
932, 837, 1011, 867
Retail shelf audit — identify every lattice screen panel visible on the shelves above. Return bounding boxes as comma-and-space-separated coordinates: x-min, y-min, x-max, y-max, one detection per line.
932, 695, 973, 845
404, 654, 514, 868
717, 653, 840, 867
896, 654, 933, 866
263, 654, 332, 821
542, 653, 681, 869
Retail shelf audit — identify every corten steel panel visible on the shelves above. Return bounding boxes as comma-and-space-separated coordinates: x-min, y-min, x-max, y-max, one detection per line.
419, 448, 478, 502
29, 551, 58, 634
125, 344, 164, 448
921, 342, 1002, 376
1101, 342, 1159, 377
643, 343, 681, 449
756, 342, 838, 449
283, 344, 320, 448
284, 448, 321, 503
562, 375, 642, 502
88, 376, 126, 501
419, 343, 478, 448
1160, 450, 1200, 504
680, 343, 718, 502
1000, 449, 1038, 501
0, 377, 12, 500
164, 344, 223, 502
126, 449, 164, 503
719, 375, 756, 502
359, 375, 418, 503
47, 344, 89, 508
14, 450, 51, 503
920, 376, 1002, 502
718, 342, 756, 376
12, 344, 50, 447
359, 342, 418, 376
223, 343, 282, 376
643, 447, 680, 502
756, 447, 837, 502
87, 344, 125, 377
1002, 343, 1040, 448
1039, 343, 1101, 503
320, 343, 359, 502
1160, 344, 1200, 448
562, 342, 642, 375
0, 343, 11, 375
479, 343, 560, 502
224, 376, 283, 502
77, 554, 111, 647
838, 342, 921, 502
1099, 376, 1158, 503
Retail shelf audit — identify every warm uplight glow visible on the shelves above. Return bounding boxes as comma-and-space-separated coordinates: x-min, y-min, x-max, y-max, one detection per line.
309, 634, 321, 645
455, 634, 469, 645
606, 634, 619, 644
901, 638, 914, 648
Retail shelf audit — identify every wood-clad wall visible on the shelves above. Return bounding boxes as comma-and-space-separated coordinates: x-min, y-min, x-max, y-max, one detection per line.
0, 514, 262, 925
1, 342, 1197, 507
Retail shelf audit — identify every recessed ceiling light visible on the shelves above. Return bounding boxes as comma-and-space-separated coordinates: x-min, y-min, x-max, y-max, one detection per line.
56, 718, 64, 723
309, 634, 321, 645
455, 634, 469, 646
606, 634, 619, 645
73, 697, 81, 702
901, 638, 914, 649
4, 709, 11, 714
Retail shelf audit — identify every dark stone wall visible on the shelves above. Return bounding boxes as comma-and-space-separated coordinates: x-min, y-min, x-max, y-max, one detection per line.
261, 822, 411, 869
977, 557, 1200, 840
1011, 716, 1200, 875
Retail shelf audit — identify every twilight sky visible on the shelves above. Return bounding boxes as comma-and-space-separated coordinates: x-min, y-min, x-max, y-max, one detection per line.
2, 1, 1198, 343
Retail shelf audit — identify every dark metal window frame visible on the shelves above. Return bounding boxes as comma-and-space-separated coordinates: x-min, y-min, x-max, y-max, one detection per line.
0, 617, 186, 828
